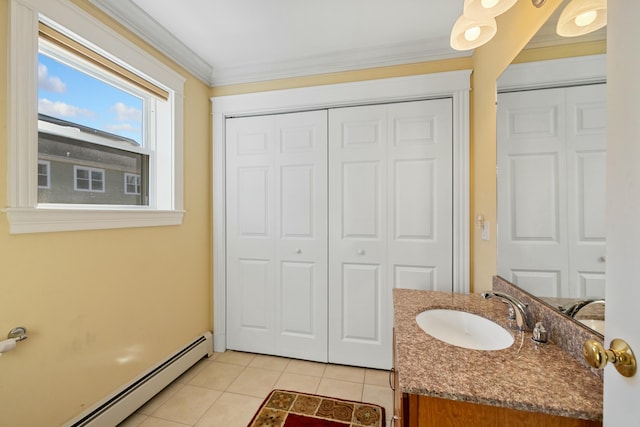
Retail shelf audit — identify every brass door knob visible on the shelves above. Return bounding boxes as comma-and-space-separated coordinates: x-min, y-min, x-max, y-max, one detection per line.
583, 338, 637, 377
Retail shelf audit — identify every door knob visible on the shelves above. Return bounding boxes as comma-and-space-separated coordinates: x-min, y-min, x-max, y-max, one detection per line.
583, 338, 637, 377
295, 248, 302, 254
357, 249, 365, 255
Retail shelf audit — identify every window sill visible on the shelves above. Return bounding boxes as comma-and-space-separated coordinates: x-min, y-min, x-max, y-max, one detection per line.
3, 207, 185, 234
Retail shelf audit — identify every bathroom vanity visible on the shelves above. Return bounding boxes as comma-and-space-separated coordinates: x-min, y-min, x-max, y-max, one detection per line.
392, 288, 603, 427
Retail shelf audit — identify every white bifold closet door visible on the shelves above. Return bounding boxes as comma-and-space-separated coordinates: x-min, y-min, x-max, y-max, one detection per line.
497, 84, 606, 298
328, 99, 453, 369
225, 99, 453, 369
225, 110, 329, 362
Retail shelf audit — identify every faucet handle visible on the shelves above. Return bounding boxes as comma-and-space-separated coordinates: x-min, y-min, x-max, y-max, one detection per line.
532, 322, 548, 344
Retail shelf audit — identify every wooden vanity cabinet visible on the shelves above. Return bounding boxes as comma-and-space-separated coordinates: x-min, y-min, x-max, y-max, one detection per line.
392, 331, 600, 427
394, 393, 601, 427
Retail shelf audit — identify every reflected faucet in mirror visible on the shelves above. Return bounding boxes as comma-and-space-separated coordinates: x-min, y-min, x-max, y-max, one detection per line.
560, 299, 605, 319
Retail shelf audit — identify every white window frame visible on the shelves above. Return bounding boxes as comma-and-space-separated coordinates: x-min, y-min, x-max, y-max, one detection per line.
124, 173, 141, 195
37, 160, 50, 189
5, 0, 185, 234
74, 166, 105, 192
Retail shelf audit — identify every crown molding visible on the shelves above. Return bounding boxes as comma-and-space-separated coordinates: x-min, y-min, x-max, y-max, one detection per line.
88, 0, 216, 85
212, 38, 469, 86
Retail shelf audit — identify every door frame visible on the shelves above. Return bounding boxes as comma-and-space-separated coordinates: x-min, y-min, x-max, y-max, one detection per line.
212, 70, 472, 352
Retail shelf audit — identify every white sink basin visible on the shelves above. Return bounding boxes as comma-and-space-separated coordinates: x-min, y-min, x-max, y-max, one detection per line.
416, 309, 514, 350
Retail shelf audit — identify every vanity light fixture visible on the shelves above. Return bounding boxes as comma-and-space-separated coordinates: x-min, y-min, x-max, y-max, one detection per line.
464, 0, 518, 19
450, 0, 529, 51
450, 14, 498, 51
450, 0, 549, 51
556, 0, 607, 37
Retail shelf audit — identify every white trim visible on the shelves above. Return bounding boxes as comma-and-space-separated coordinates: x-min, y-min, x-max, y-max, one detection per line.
452, 89, 471, 294
211, 38, 468, 87
6, 0, 185, 234
8, 0, 39, 208
4, 208, 185, 234
87, 0, 215, 86
211, 70, 472, 352
498, 54, 606, 91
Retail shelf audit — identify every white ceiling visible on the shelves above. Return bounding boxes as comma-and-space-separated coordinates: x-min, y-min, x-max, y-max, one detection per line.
89, 0, 466, 86
88, 1, 605, 87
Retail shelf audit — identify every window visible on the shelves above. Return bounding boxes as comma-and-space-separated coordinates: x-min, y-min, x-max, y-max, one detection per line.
38, 23, 152, 206
74, 166, 105, 192
6, 0, 185, 233
38, 161, 50, 189
125, 173, 141, 195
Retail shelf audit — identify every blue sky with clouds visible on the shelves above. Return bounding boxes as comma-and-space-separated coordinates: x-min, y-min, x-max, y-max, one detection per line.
38, 53, 143, 145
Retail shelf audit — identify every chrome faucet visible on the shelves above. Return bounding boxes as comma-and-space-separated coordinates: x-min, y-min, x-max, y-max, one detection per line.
560, 299, 605, 318
481, 291, 533, 331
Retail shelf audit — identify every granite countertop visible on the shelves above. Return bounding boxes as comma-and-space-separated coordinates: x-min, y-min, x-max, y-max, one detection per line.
393, 289, 603, 421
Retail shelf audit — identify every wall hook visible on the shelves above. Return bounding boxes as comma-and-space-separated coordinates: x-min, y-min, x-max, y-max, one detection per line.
8, 326, 28, 341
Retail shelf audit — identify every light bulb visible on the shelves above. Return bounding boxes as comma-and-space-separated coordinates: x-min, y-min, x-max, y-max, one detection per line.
575, 10, 597, 27
481, 0, 499, 8
465, 26, 481, 41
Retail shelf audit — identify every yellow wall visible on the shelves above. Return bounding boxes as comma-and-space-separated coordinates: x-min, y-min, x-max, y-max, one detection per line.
0, 1, 212, 425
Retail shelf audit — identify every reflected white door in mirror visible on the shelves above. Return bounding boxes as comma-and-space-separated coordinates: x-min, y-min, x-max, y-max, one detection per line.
497, 83, 606, 299
496, 55, 607, 336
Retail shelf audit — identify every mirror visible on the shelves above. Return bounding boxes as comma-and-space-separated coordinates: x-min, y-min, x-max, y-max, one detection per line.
496, 0, 607, 336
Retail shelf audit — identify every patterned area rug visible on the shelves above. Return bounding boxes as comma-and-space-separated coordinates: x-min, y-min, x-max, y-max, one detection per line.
248, 389, 386, 427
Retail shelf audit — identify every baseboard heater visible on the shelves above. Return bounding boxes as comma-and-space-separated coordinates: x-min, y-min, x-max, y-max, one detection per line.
64, 331, 213, 427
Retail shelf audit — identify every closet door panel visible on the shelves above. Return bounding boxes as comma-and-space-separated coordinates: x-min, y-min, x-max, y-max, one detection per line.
341, 263, 382, 342
237, 259, 271, 329
566, 84, 606, 298
280, 165, 314, 237
280, 261, 316, 335
226, 116, 277, 353
329, 105, 389, 369
342, 161, 381, 239
274, 111, 328, 361
226, 111, 328, 361
388, 99, 453, 292
497, 88, 570, 297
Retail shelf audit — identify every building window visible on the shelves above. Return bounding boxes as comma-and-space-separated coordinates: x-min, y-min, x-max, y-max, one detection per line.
125, 173, 141, 195
38, 160, 50, 189
74, 166, 105, 192
7, 0, 185, 233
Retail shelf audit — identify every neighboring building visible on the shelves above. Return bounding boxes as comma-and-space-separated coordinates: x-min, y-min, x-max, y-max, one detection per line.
37, 113, 147, 205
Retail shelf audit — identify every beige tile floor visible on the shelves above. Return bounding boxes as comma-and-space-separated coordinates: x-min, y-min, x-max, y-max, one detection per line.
118, 351, 393, 427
